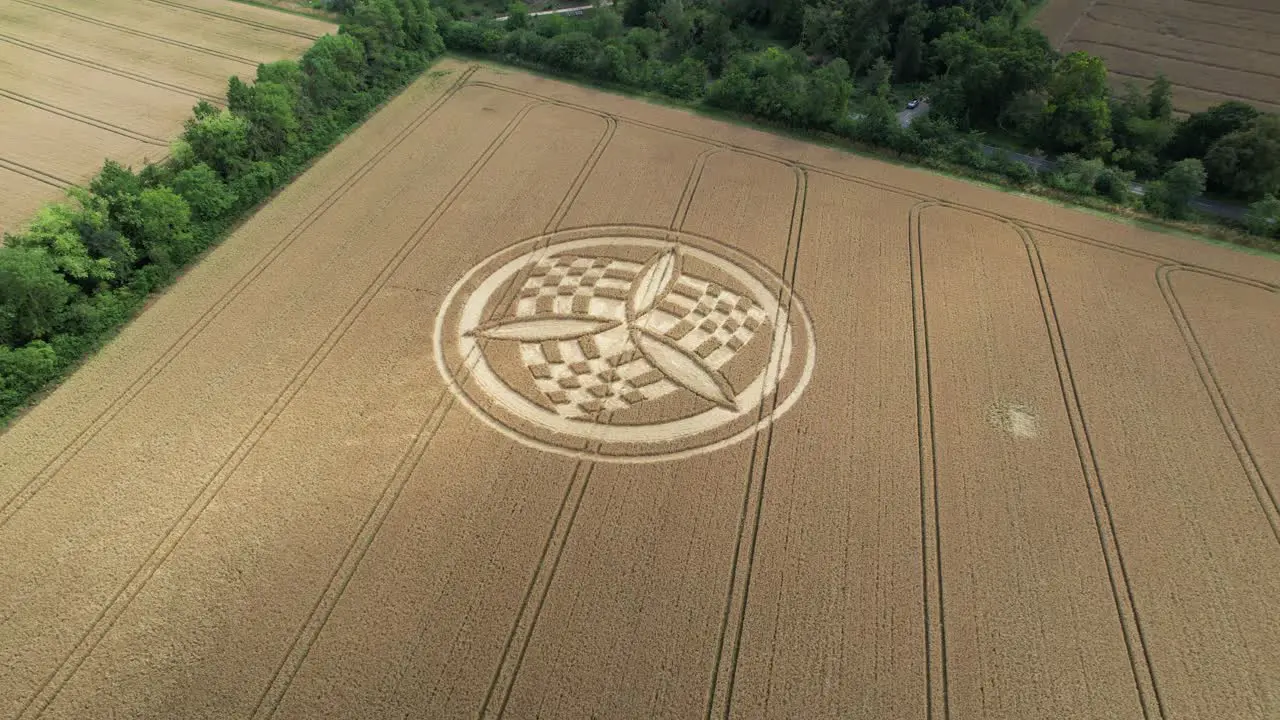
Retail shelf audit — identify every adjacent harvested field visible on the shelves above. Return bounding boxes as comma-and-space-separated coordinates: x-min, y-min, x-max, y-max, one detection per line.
2, 60, 1279, 720
1036, 0, 1280, 114
0, 0, 334, 235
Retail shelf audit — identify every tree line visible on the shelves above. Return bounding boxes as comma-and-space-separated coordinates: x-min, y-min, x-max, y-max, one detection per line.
0, 0, 444, 422
438, 0, 1280, 228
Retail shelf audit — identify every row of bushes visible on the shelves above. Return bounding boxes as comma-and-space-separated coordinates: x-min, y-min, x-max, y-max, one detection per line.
441, 7, 1280, 239
0, 0, 445, 422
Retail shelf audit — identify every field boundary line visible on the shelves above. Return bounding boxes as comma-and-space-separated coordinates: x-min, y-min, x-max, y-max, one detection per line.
0, 88, 168, 146
1067, 36, 1280, 81
1094, 67, 1280, 111
17, 86, 531, 720
474, 112, 623, 720
13, 0, 260, 66
705, 164, 806, 720
1058, 0, 1101, 48
0, 34, 223, 105
0, 66, 477, 526
1018, 220, 1165, 719
1080, 13, 1280, 60
249, 104, 619, 720
469, 80, 1279, 289
141, 0, 322, 39
1029, 226, 1280, 290
672, 147, 720, 230
1156, 265, 1280, 543
1180, 0, 1280, 17
913, 203, 1168, 719
483, 147, 741, 720
909, 201, 948, 720
1093, 1, 1280, 42
0, 158, 70, 189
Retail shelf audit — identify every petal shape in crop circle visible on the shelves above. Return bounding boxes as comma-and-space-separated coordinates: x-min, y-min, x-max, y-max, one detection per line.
628, 247, 680, 320
632, 326, 738, 411
468, 314, 620, 342
434, 228, 816, 463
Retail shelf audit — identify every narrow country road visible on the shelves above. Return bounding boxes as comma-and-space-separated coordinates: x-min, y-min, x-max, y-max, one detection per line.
496, 1, 610, 20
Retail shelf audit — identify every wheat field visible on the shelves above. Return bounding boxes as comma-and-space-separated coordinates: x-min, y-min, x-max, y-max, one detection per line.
0, 60, 1277, 720
1035, 0, 1280, 114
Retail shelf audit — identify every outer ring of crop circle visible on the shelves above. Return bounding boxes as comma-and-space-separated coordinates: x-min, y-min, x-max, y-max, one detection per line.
433, 226, 816, 463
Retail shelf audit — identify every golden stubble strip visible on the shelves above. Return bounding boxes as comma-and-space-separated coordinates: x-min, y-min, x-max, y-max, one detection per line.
558, 122, 707, 230
138, 0, 336, 39
0, 98, 156, 180
1035, 233, 1280, 720
0, 165, 57, 236
1087, 1, 1280, 54
1069, 13, 1280, 79
0, 80, 520, 719
1160, 270, 1280, 538
0, 2, 251, 100
726, 175, 925, 720
257, 105, 617, 719
916, 205, 1143, 719
38, 0, 322, 60
495, 151, 797, 719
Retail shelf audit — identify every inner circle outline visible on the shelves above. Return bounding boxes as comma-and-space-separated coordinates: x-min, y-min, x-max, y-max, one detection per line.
433, 228, 816, 463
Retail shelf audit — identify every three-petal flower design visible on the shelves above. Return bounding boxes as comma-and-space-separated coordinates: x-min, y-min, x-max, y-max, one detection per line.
468, 247, 739, 411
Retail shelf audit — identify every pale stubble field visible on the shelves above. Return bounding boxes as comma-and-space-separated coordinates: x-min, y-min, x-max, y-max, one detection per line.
0, 0, 333, 234
1035, 0, 1280, 113
0, 60, 1278, 720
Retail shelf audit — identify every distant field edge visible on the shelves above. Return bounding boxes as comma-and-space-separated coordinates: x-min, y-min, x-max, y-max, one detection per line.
450, 54, 1280, 259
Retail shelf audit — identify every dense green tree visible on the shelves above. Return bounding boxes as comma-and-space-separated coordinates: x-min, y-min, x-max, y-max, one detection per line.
1108, 80, 1174, 178
892, 6, 927, 82
1042, 51, 1111, 156
133, 188, 196, 269
6, 190, 116, 287
229, 161, 282, 211
1244, 194, 1280, 238
1144, 158, 1205, 219
865, 56, 892, 99
1165, 101, 1259, 161
506, 1, 529, 29
88, 161, 144, 230
1147, 73, 1173, 120
686, 10, 736, 74
660, 56, 708, 99
545, 31, 603, 72
301, 33, 367, 115
801, 1, 844, 60
591, 7, 624, 39
0, 248, 76, 346
256, 60, 305, 103
228, 77, 302, 160
171, 163, 238, 221
803, 58, 853, 125
394, 0, 445, 54
181, 109, 251, 178
931, 20, 1054, 130
343, 0, 411, 83
503, 27, 550, 62
0, 341, 59, 413
1202, 114, 1280, 199
624, 0, 657, 27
